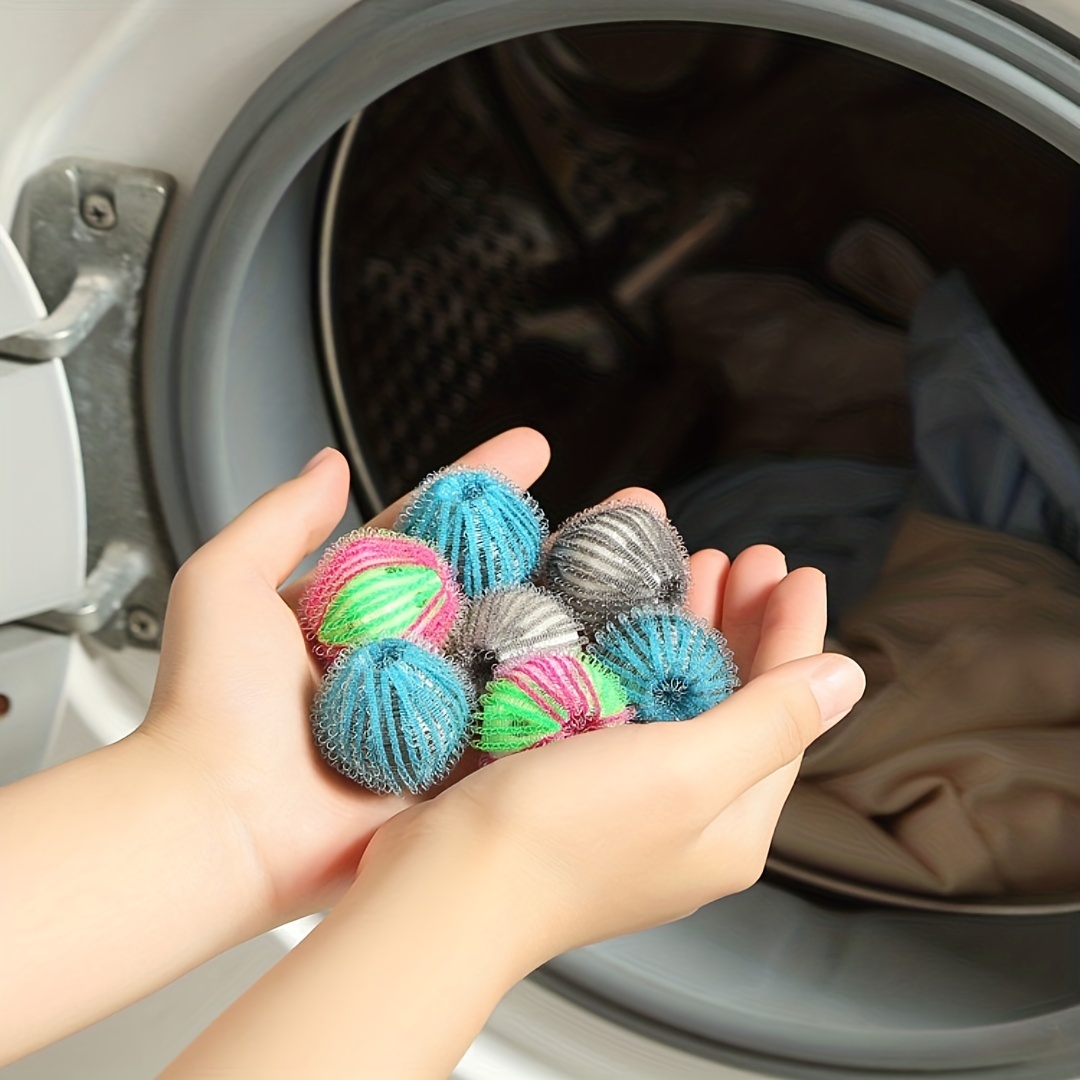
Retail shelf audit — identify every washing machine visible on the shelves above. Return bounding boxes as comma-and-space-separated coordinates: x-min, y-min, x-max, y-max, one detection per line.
3, 1, 1080, 1076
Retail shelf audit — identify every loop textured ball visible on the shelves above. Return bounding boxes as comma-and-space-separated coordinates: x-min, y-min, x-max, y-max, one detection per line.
540, 502, 690, 629
454, 584, 583, 682
299, 529, 462, 665
590, 607, 738, 723
396, 466, 548, 598
312, 638, 473, 794
473, 653, 633, 756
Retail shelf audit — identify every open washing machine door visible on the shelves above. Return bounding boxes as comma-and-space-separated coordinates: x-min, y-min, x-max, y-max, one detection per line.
4, 2, 1080, 1077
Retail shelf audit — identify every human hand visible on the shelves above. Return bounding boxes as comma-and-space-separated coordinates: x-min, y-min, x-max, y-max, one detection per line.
357, 523, 865, 964
138, 429, 552, 926
155, 484, 865, 1080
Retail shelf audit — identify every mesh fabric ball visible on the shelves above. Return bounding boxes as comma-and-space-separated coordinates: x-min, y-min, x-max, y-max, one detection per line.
312, 638, 472, 794
590, 606, 738, 723
453, 584, 583, 688
473, 653, 632, 756
299, 529, 462, 665
539, 502, 689, 630
396, 466, 548, 598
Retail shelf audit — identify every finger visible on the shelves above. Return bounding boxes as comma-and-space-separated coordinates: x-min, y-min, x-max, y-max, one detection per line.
720, 545, 788, 675
687, 549, 730, 627
366, 427, 551, 530
281, 428, 552, 609
717, 565, 829, 841
674, 651, 865, 805
750, 566, 828, 678
196, 448, 352, 588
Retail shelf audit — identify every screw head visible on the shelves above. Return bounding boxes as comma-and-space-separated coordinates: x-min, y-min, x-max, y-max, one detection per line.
126, 607, 160, 644
81, 193, 117, 230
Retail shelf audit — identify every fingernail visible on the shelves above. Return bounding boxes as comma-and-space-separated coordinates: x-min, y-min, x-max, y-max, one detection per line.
300, 447, 333, 476
809, 655, 865, 731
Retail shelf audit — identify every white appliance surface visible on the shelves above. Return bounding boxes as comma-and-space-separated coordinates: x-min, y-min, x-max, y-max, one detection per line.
0, 225, 45, 336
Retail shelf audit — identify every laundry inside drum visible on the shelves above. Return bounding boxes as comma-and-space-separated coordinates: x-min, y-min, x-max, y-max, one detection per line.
317, 19, 1080, 1070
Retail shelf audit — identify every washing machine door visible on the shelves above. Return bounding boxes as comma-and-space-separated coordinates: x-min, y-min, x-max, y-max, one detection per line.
4, 1, 1080, 1078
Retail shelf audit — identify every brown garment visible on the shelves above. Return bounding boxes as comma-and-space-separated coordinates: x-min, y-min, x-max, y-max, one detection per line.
773, 510, 1080, 899
824, 218, 934, 321
663, 273, 913, 462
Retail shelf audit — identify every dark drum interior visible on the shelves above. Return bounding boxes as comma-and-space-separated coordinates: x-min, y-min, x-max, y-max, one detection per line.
320, 22, 1076, 522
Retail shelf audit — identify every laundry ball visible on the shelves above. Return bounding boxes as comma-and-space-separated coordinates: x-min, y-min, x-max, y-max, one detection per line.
539, 502, 689, 630
312, 638, 473, 795
590, 606, 738, 723
299, 529, 463, 665
472, 653, 633, 756
396, 466, 548, 598
453, 583, 583, 687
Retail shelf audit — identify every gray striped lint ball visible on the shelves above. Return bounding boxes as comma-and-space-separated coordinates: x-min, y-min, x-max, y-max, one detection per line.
539, 502, 690, 630
452, 583, 584, 688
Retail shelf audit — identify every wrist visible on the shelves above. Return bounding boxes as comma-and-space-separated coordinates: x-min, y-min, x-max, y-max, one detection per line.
122, 724, 276, 939
344, 807, 554, 982
0, 726, 276, 1059
159, 804, 548, 1080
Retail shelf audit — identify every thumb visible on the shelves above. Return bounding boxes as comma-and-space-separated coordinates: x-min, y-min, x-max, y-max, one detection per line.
201, 448, 352, 587
681, 652, 865, 802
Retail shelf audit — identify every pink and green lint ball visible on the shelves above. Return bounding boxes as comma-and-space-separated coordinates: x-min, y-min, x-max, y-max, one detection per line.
299, 529, 463, 665
472, 653, 634, 756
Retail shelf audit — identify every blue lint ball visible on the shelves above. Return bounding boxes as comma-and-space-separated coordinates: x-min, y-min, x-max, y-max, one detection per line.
312, 638, 472, 794
396, 467, 548, 599
589, 607, 739, 723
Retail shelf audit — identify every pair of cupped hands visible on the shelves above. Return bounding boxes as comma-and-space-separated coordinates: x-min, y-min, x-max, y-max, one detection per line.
143, 428, 864, 962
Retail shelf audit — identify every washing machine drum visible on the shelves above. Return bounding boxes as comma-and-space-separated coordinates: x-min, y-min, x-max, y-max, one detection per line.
146, 3, 1080, 1076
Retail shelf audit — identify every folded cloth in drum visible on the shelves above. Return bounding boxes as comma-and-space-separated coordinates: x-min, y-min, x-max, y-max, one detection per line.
662, 272, 912, 462
773, 509, 1080, 899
